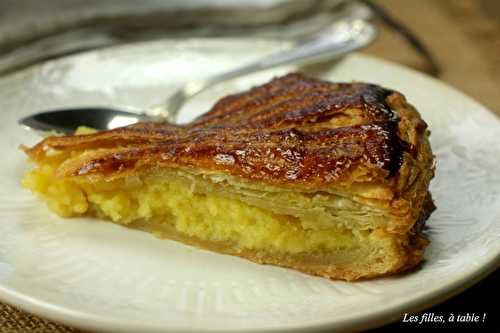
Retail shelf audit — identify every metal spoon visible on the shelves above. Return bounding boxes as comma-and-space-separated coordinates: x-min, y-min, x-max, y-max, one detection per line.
19, 18, 376, 135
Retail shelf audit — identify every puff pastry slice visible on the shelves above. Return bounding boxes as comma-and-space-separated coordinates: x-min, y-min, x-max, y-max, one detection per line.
22, 73, 435, 280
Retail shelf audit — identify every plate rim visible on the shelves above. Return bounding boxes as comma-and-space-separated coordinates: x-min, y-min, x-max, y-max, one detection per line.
0, 255, 498, 333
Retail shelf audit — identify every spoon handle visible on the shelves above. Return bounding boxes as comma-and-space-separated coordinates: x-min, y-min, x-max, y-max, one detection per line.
157, 18, 376, 123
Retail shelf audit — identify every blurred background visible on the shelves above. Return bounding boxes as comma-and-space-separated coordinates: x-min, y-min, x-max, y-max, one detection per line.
0, 0, 498, 332
0, 0, 499, 111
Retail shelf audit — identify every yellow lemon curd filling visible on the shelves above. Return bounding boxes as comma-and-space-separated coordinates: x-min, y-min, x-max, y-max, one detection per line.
22, 163, 360, 256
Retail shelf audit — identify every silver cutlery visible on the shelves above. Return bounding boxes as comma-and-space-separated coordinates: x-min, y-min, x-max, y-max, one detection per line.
19, 18, 376, 135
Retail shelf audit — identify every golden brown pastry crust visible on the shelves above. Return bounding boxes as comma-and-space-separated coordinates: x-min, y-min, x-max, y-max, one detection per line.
24, 74, 408, 185
23, 73, 435, 280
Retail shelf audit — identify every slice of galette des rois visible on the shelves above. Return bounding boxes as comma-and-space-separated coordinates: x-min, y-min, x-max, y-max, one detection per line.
22, 73, 435, 281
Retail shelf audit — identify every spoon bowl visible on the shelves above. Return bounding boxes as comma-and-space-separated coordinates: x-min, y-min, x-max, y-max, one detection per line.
19, 107, 147, 135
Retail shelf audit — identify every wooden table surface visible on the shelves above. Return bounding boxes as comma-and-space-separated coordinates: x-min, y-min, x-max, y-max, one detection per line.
364, 0, 500, 114
1, 0, 499, 332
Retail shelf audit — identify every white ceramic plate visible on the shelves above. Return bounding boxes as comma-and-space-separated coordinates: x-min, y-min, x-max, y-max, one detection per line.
0, 39, 499, 333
